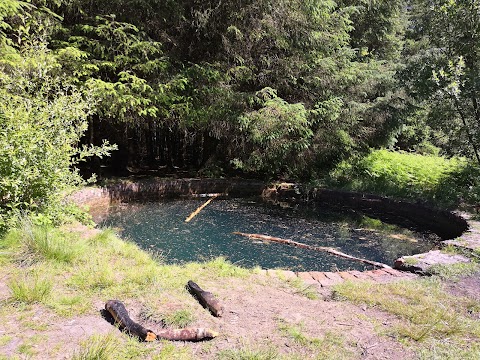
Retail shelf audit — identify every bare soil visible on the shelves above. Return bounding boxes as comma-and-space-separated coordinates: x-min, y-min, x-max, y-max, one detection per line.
0, 272, 412, 359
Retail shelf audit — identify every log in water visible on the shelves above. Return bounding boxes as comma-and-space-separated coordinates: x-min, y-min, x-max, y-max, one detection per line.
102, 199, 437, 272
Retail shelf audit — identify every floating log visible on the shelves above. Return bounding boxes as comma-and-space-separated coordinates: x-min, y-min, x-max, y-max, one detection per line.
105, 300, 218, 342
185, 195, 218, 222
187, 280, 224, 317
105, 300, 157, 341
233, 232, 392, 269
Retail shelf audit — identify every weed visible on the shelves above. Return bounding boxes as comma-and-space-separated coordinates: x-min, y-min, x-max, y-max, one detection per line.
427, 262, 479, 280
8, 272, 52, 304
333, 279, 480, 356
15, 220, 85, 263
88, 228, 117, 245
0, 335, 12, 346
152, 341, 193, 359
217, 345, 280, 360
71, 333, 118, 360
287, 278, 319, 300
163, 309, 195, 328
277, 318, 352, 359
68, 262, 115, 292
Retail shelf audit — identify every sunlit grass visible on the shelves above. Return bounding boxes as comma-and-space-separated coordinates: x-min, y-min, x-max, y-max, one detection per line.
217, 345, 281, 360
327, 149, 477, 206
333, 278, 480, 357
8, 272, 52, 305
277, 319, 353, 359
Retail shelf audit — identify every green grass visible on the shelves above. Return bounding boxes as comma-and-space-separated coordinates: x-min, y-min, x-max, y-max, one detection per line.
327, 149, 480, 207
217, 346, 281, 360
71, 333, 118, 360
427, 262, 479, 280
333, 278, 480, 357
163, 309, 195, 328
277, 319, 352, 359
8, 219, 86, 264
8, 272, 52, 304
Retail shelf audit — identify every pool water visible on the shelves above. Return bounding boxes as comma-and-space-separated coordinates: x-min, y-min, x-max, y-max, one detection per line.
101, 198, 438, 272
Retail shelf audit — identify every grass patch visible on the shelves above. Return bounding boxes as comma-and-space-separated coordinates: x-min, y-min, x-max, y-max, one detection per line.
217, 345, 281, 360
5, 220, 86, 264
333, 279, 480, 357
163, 309, 195, 328
286, 277, 319, 300
427, 262, 479, 280
8, 272, 52, 304
327, 149, 480, 207
277, 319, 352, 359
71, 333, 118, 360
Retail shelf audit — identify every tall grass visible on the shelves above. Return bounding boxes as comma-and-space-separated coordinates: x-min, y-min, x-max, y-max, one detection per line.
327, 149, 480, 207
8, 273, 52, 304
11, 219, 85, 263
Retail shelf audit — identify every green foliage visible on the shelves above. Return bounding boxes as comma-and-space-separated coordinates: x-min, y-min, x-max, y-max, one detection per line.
234, 88, 312, 177
328, 149, 480, 206
0, 42, 116, 229
0, 0, 31, 44
402, 0, 480, 164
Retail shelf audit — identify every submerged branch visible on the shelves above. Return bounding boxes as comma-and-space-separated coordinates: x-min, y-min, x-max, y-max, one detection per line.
233, 232, 392, 269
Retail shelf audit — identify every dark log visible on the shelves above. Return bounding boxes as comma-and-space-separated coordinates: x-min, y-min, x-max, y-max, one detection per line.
105, 300, 157, 342
105, 300, 219, 342
233, 232, 392, 269
187, 280, 224, 317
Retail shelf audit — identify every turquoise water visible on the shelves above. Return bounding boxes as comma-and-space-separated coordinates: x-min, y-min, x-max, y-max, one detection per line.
101, 198, 437, 272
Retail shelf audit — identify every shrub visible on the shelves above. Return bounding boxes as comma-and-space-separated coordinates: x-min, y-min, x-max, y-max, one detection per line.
0, 43, 116, 231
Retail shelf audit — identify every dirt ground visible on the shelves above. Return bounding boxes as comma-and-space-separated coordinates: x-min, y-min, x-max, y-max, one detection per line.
0, 273, 415, 359
1, 268, 480, 359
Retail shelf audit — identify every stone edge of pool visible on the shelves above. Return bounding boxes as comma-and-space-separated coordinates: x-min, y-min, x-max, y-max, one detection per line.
69, 178, 479, 282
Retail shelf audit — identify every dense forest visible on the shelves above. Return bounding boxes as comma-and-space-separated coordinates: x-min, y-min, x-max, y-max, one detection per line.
1, 0, 480, 226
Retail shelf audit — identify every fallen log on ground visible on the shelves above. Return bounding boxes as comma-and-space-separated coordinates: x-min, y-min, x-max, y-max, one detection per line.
233, 232, 392, 269
105, 300, 157, 341
185, 195, 218, 222
155, 328, 219, 341
187, 280, 224, 317
105, 300, 218, 342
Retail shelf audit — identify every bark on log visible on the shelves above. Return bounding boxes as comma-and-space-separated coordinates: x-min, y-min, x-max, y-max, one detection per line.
187, 280, 224, 317
105, 300, 157, 341
185, 195, 218, 222
156, 328, 219, 341
233, 232, 392, 269
105, 300, 219, 342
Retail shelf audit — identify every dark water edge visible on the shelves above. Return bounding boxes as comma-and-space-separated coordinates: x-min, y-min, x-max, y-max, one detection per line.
101, 198, 439, 272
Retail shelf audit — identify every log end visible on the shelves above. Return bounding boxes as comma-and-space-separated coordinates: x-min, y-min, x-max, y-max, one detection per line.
199, 328, 219, 339
146, 331, 157, 342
